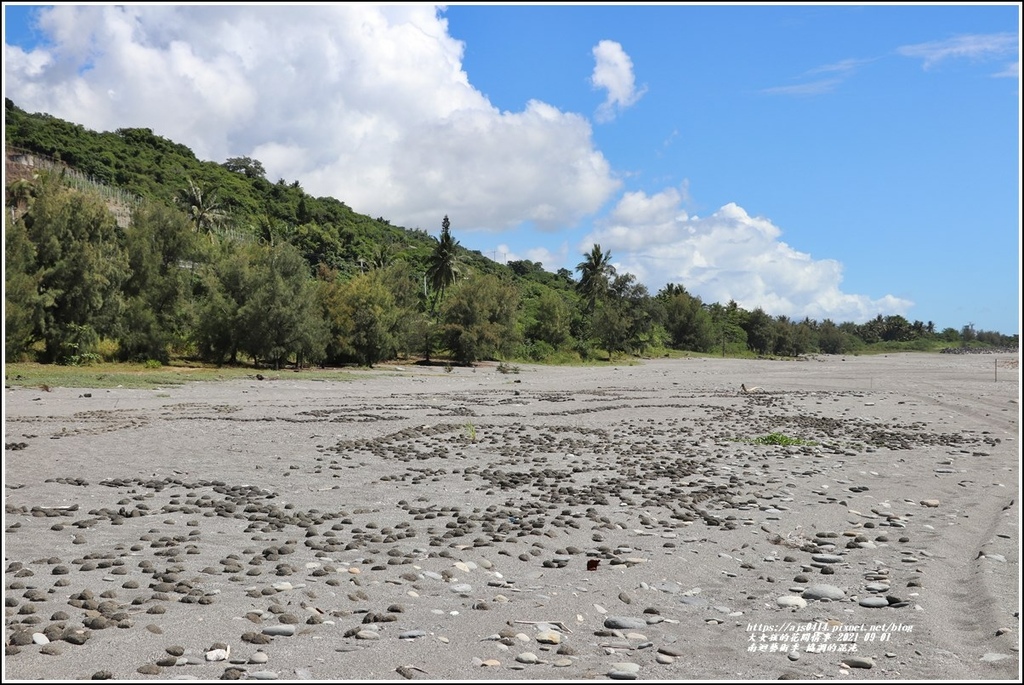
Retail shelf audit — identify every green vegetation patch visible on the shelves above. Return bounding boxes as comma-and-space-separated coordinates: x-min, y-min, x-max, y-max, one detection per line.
4, 362, 357, 390
748, 432, 819, 447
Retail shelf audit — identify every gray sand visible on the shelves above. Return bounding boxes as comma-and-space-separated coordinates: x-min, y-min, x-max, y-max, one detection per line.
3, 353, 1020, 682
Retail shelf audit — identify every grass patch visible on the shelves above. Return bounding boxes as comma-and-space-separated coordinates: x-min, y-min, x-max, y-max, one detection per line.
4, 362, 357, 390
496, 361, 520, 374
746, 432, 819, 447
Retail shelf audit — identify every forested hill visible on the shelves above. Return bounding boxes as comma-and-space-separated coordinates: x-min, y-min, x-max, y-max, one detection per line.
3, 98, 1016, 369
3, 98, 505, 281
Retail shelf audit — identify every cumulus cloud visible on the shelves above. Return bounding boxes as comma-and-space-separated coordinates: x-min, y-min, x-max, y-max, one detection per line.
582, 189, 913, 323
3, 5, 621, 232
897, 32, 1018, 70
590, 39, 647, 122
493, 242, 570, 271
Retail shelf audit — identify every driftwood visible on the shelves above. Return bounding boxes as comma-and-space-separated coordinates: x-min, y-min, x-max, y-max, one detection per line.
513, 619, 573, 634
395, 665, 430, 680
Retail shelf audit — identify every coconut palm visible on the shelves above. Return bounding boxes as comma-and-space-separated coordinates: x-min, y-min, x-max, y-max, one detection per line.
425, 215, 461, 313
366, 239, 396, 271
5, 176, 37, 222
177, 178, 226, 240
575, 243, 615, 312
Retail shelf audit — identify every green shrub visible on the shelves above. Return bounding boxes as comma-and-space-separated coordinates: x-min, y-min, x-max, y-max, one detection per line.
95, 337, 120, 362
497, 361, 520, 374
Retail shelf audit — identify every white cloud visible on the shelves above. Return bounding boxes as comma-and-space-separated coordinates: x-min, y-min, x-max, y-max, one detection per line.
493, 242, 570, 271
761, 78, 842, 96
897, 33, 1018, 70
992, 60, 1019, 78
763, 56, 873, 96
590, 39, 647, 123
803, 57, 874, 77
3, 5, 621, 233
4, 43, 52, 78
582, 191, 913, 324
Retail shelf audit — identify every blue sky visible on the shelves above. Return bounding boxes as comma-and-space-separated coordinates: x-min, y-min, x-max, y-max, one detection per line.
4, 3, 1021, 335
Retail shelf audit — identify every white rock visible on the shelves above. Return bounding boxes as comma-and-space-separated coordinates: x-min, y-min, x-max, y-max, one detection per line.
536, 630, 561, 645
248, 671, 279, 680
776, 595, 808, 609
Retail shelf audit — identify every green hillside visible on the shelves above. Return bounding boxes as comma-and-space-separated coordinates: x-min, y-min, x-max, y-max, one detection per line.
4, 98, 512, 281
4, 98, 1016, 370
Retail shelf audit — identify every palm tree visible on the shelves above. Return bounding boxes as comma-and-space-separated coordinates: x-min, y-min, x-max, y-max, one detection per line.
255, 210, 290, 247
5, 176, 37, 222
177, 178, 226, 240
575, 243, 615, 312
366, 239, 396, 270
658, 282, 688, 300
425, 215, 461, 313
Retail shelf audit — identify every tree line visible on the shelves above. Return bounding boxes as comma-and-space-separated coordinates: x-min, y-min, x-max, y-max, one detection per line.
5, 169, 1016, 369
4, 98, 1015, 366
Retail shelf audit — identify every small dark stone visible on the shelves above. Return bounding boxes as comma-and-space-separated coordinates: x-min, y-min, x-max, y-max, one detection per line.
64, 631, 90, 645
241, 631, 272, 645
8, 631, 33, 646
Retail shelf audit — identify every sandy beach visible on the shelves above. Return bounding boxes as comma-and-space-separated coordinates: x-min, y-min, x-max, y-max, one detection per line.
3, 352, 1020, 682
